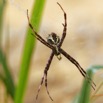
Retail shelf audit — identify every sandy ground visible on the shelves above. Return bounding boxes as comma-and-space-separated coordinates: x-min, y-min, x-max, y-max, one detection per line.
1, 0, 103, 103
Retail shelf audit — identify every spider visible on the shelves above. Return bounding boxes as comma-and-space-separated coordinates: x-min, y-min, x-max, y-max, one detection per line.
27, 2, 96, 101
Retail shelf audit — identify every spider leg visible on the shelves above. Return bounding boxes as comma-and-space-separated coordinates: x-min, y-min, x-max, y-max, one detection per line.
60, 48, 96, 90
35, 74, 45, 100
27, 10, 45, 42
31, 33, 53, 50
44, 52, 54, 101
57, 2, 67, 47
36, 52, 54, 101
27, 10, 54, 50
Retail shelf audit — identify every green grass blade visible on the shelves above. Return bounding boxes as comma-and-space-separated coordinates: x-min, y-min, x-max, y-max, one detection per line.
0, 0, 15, 99
0, 49, 15, 99
14, 0, 46, 103
78, 69, 93, 103
0, 0, 6, 47
73, 65, 103, 103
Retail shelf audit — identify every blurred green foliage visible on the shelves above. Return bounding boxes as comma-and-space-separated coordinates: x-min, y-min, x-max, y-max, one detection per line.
0, 0, 6, 47
0, 49, 15, 98
73, 65, 103, 103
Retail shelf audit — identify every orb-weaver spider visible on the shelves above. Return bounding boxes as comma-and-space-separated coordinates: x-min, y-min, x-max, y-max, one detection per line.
27, 2, 96, 102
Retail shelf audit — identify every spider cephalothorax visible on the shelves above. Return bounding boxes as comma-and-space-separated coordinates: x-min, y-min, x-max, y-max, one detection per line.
47, 32, 61, 60
47, 32, 60, 46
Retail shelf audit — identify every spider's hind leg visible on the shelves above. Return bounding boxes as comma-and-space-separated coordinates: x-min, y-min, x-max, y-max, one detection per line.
36, 52, 54, 101
43, 52, 54, 101
36, 74, 45, 101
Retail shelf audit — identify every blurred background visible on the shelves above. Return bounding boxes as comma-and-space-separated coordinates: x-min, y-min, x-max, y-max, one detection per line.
0, 0, 103, 103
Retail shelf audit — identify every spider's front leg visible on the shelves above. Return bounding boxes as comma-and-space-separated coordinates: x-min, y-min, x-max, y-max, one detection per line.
36, 52, 54, 101
57, 2, 67, 47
